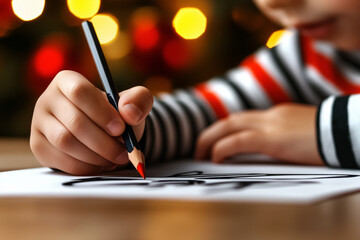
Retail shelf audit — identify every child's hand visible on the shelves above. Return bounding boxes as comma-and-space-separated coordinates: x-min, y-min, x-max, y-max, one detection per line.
195, 103, 323, 166
30, 70, 154, 175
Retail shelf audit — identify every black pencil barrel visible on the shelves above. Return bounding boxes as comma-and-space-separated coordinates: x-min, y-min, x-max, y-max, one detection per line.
82, 20, 140, 154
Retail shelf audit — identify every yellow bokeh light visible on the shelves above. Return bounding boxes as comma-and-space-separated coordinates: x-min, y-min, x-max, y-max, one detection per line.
12, 0, 45, 21
91, 14, 119, 44
67, 0, 100, 19
103, 31, 132, 60
173, 7, 207, 40
266, 29, 292, 48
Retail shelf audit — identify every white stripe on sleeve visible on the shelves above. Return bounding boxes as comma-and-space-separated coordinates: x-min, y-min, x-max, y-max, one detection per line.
318, 96, 340, 167
255, 48, 298, 101
206, 78, 245, 112
227, 68, 272, 109
347, 94, 360, 166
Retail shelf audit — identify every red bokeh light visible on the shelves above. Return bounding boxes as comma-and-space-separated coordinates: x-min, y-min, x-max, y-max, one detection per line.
27, 34, 97, 96
133, 22, 160, 51
162, 39, 189, 69
0, 0, 14, 22
33, 45, 65, 78
0, 0, 18, 35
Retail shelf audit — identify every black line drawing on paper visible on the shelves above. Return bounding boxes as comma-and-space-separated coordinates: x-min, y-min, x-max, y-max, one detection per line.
62, 171, 360, 193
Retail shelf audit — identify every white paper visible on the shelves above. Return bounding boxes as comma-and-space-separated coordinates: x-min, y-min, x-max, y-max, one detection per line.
1, 159, 360, 203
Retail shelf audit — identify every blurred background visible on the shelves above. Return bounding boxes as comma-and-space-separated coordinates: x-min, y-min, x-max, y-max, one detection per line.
0, 0, 282, 137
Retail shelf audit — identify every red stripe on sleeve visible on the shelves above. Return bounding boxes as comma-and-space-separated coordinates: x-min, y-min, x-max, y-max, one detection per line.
195, 84, 229, 119
242, 55, 292, 104
301, 35, 360, 94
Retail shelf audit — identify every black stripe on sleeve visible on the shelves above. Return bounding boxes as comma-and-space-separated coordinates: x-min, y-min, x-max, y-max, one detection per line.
270, 47, 306, 103
186, 89, 214, 127
221, 75, 252, 109
332, 96, 358, 168
297, 33, 329, 101
175, 99, 197, 156
144, 115, 155, 161
150, 105, 167, 162
315, 102, 329, 166
336, 51, 360, 71
156, 99, 181, 158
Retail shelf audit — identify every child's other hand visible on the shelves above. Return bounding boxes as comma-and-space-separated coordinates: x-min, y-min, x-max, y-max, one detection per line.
30, 70, 153, 175
195, 103, 323, 166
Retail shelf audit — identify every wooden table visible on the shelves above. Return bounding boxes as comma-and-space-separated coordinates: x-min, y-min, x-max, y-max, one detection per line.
1, 138, 360, 240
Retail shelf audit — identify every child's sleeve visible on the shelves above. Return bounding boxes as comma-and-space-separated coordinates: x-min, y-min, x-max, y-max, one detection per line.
141, 31, 321, 163
317, 94, 360, 168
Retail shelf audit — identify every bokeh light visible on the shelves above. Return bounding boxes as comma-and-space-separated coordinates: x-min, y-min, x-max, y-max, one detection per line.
132, 7, 160, 51
91, 14, 119, 44
266, 29, 291, 48
173, 7, 207, 40
33, 44, 65, 78
27, 34, 97, 96
11, 0, 45, 21
0, 0, 17, 37
163, 39, 189, 69
67, 0, 100, 19
102, 31, 132, 59
133, 22, 159, 51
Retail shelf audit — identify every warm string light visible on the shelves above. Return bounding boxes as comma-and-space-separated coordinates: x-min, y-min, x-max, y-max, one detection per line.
102, 31, 132, 59
91, 14, 119, 44
67, 0, 100, 19
11, 0, 45, 21
173, 7, 207, 40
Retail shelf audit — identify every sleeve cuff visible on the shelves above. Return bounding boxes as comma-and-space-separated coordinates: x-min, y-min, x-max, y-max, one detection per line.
316, 95, 360, 168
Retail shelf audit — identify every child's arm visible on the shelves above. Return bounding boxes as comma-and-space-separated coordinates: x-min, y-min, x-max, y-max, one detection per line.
141, 31, 325, 165
141, 32, 357, 168
30, 70, 153, 175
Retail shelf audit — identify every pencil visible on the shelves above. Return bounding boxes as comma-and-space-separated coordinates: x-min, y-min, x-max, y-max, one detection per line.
81, 20, 146, 179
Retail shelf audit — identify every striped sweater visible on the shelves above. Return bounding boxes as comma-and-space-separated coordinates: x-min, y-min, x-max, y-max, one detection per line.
140, 30, 360, 169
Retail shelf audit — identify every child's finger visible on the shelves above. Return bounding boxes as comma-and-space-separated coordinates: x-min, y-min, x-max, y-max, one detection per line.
211, 130, 264, 163
30, 132, 104, 175
118, 86, 154, 126
54, 70, 125, 137
195, 112, 261, 160
39, 114, 114, 167
48, 91, 127, 165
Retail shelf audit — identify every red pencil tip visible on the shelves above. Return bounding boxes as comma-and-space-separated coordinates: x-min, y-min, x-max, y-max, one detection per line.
137, 163, 146, 179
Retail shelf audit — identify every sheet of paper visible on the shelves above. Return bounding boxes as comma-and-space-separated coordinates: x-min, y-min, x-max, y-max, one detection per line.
1, 160, 360, 203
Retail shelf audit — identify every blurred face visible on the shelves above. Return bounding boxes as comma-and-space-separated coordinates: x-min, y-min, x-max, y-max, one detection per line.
254, 0, 360, 50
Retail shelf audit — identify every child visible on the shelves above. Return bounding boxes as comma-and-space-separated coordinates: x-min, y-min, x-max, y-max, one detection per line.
30, 0, 360, 175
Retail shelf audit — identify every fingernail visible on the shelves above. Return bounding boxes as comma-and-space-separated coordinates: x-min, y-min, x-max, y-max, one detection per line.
107, 120, 123, 136
123, 103, 142, 123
